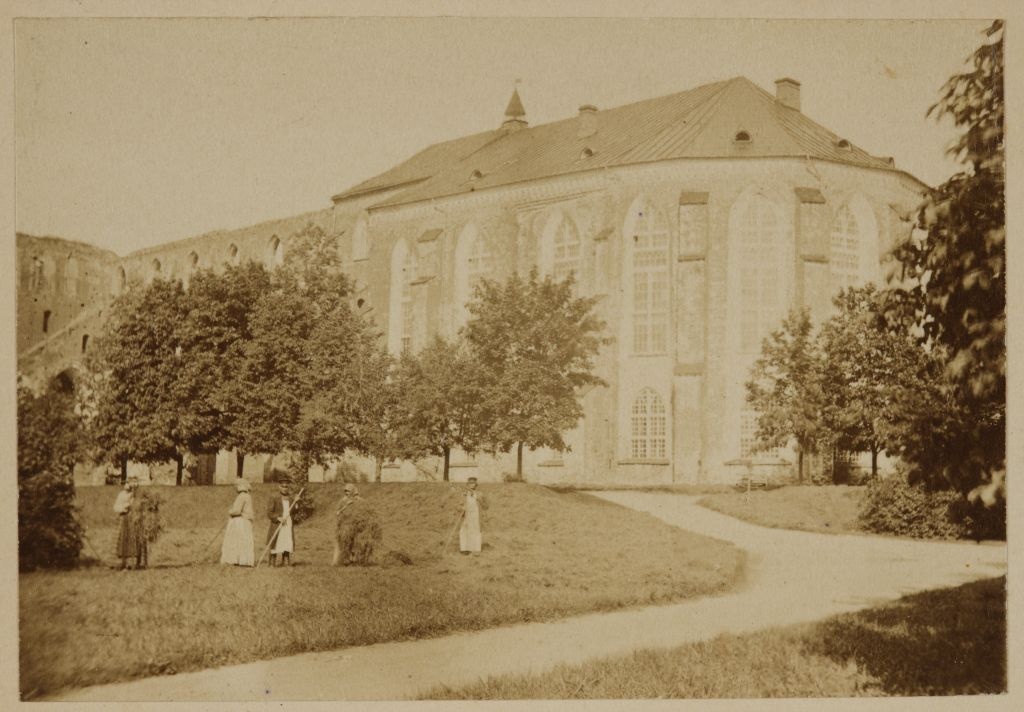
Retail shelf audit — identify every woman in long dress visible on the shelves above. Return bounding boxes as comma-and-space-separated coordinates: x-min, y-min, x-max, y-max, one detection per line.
459, 477, 487, 555
114, 478, 146, 569
220, 479, 255, 566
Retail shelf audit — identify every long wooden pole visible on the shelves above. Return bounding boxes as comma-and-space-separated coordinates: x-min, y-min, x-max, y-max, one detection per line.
255, 487, 306, 568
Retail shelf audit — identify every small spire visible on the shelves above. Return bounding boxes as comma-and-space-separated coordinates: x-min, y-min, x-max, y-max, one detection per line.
505, 88, 525, 119
502, 83, 528, 131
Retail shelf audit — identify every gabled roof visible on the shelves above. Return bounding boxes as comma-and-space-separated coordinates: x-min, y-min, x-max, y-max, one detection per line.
331, 76, 920, 209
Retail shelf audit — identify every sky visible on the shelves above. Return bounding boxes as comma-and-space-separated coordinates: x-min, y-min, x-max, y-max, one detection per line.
14, 16, 993, 256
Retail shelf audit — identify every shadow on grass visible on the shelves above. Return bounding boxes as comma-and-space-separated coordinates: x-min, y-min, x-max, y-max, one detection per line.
805, 577, 1006, 695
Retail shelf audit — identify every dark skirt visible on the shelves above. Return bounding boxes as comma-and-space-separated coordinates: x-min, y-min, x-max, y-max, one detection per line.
116, 513, 147, 559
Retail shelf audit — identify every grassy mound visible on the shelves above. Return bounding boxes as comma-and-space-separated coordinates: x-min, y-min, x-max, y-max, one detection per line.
425, 577, 1006, 698
22, 482, 743, 698
698, 485, 865, 534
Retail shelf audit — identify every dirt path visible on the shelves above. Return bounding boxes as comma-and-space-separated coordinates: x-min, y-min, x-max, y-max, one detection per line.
52, 492, 1006, 701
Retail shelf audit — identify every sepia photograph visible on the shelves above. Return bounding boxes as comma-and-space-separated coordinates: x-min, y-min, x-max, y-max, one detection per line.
7, 2, 1013, 707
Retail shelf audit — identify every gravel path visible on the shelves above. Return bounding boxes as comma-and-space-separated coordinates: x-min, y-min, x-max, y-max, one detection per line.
52, 492, 1006, 701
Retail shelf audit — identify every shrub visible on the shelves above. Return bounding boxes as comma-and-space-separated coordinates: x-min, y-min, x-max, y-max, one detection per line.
858, 472, 965, 539
17, 380, 85, 571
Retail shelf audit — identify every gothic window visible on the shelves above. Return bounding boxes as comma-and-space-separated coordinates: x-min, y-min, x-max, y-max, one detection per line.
630, 203, 670, 354
30, 257, 44, 291
630, 388, 667, 459
552, 217, 581, 286
737, 196, 783, 354
227, 243, 240, 266
401, 247, 417, 352
269, 236, 285, 267
64, 256, 79, 295
830, 204, 859, 293
467, 232, 491, 286
352, 217, 369, 261
739, 408, 781, 458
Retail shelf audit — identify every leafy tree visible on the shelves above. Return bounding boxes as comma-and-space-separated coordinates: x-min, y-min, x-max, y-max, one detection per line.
18, 376, 85, 570
463, 270, 606, 481
745, 308, 825, 484
819, 285, 935, 478
883, 20, 1004, 500
392, 336, 483, 481
179, 262, 272, 476
90, 278, 189, 480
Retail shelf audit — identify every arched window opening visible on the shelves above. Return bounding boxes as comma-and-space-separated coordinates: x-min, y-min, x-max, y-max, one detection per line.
467, 233, 492, 286
830, 204, 860, 293
64, 255, 79, 295
454, 225, 491, 328
42, 310, 52, 334
400, 248, 417, 352
187, 251, 199, 271
30, 257, 44, 291
579, 147, 595, 159
352, 218, 369, 261
737, 196, 782, 354
81, 334, 90, 353
629, 202, 670, 354
111, 266, 126, 295
740, 409, 781, 458
269, 236, 285, 267
152, 258, 162, 275
227, 243, 240, 266
630, 388, 667, 459
552, 216, 581, 287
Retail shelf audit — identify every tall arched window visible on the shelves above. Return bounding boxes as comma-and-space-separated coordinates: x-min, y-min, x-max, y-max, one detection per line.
111, 266, 126, 295
227, 244, 241, 266
401, 248, 417, 352
269, 236, 285, 267
352, 217, 369, 261
830, 204, 859, 293
552, 217, 581, 286
736, 196, 783, 354
64, 256, 79, 295
631, 388, 667, 459
388, 239, 418, 354
454, 224, 491, 327
628, 201, 670, 354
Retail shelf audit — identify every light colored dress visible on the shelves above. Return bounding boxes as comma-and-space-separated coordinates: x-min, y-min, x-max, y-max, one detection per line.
272, 497, 294, 555
459, 490, 484, 553
220, 492, 254, 566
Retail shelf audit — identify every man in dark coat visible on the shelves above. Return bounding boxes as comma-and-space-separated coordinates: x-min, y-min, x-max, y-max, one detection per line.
266, 482, 296, 566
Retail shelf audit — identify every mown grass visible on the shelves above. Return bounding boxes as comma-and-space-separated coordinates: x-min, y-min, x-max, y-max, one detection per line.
698, 485, 865, 535
21, 482, 743, 699
424, 576, 1006, 699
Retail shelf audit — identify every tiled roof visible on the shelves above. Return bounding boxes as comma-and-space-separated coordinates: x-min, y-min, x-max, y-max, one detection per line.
332, 77, 917, 209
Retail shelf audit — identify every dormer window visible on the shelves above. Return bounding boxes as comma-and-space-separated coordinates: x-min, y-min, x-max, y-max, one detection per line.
469, 169, 483, 181
836, 138, 851, 150
733, 131, 751, 143
579, 147, 595, 159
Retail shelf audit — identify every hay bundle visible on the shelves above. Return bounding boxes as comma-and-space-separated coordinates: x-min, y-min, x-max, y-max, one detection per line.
139, 491, 164, 543
336, 500, 382, 566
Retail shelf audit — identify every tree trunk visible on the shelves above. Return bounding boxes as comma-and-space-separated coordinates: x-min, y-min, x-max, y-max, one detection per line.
871, 446, 879, 479
120, 457, 128, 485
443, 446, 450, 482
175, 452, 184, 487
374, 458, 383, 483
516, 441, 524, 481
797, 447, 804, 484
831, 446, 840, 485
235, 451, 244, 479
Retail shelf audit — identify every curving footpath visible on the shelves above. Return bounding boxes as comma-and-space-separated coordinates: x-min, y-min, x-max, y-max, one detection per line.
52, 492, 1006, 701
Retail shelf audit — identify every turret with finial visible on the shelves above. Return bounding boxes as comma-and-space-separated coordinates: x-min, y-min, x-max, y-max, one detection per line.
502, 80, 528, 131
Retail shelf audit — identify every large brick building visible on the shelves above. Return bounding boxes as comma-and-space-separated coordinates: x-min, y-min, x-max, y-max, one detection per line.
18, 76, 926, 485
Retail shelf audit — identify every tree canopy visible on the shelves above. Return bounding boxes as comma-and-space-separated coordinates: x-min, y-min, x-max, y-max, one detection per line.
883, 20, 1004, 501
463, 269, 606, 480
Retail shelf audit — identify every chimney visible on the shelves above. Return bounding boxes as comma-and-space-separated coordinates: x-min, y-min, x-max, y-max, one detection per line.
577, 104, 598, 139
774, 78, 801, 111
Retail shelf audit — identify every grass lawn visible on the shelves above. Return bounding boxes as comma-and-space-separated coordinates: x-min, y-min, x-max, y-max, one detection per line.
21, 482, 743, 699
424, 576, 1006, 699
698, 485, 865, 534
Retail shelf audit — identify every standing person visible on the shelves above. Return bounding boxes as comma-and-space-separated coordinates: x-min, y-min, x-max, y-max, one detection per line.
266, 482, 296, 567
459, 477, 487, 555
114, 477, 146, 569
220, 479, 255, 566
